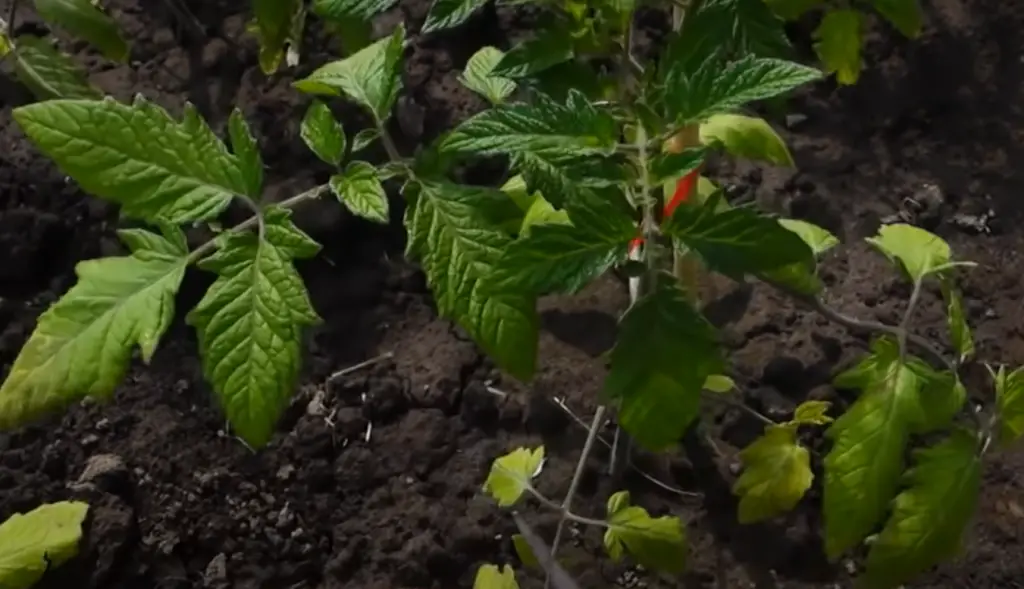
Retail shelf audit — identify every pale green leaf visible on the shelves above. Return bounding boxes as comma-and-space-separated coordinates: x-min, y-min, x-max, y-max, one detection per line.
460, 46, 517, 105
995, 365, 1024, 446
228, 109, 264, 198
33, 0, 129, 61
733, 425, 813, 523
814, 9, 865, 85
778, 218, 839, 256
941, 279, 974, 363
702, 374, 735, 393
604, 276, 724, 450
13, 97, 248, 223
905, 360, 966, 433
301, 100, 346, 166
603, 490, 687, 574
312, 0, 399, 20
12, 35, 101, 100
423, 0, 489, 33
520, 193, 570, 234
759, 260, 823, 296
473, 564, 520, 589
0, 31, 11, 57
0, 229, 187, 428
492, 27, 574, 78
792, 400, 833, 425
351, 127, 380, 152
866, 223, 952, 283
251, 0, 303, 73
187, 208, 322, 448
293, 24, 405, 122
330, 161, 389, 224
861, 429, 981, 589
0, 501, 89, 589
482, 447, 545, 506
700, 113, 793, 166
872, 0, 923, 37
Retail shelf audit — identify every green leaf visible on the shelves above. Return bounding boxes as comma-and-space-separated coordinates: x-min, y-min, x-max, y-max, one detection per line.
301, 100, 347, 166
228, 109, 264, 198
13, 97, 248, 224
0, 31, 11, 57
871, 0, 923, 37
473, 564, 520, 589
941, 279, 974, 363
513, 152, 629, 209
293, 24, 405, 122
604, 490, 687, 574
702, 374, 735, 393
405, 180, 539, 379
604, 276, 723, 450
482, 447, 545, 507
700, 113, 793, 166
733, 425, 813, 523
865, 223, 952, 283
492, 28, 574, 79
330, 161, 389, 224
460, 46, 517, 105
730, 0, 794, 58
650, 147, 707, 185
861, 429, 981, 589
33, 0, 129, 61
351, 127, 380, 152
251, 0, 303, 73
0, 228, 187, 428
667, 54, 823, 125
0, 501, 89, 589
520, 193, 570, 234
11, 35, 102, 100
995, 365, 1024, 446
814, 9, 865, 85
778, 218, 839, 256
664, 193, 814, 278
792, 400, 833, 425
312, 0, 399, 20
423, 0, 489, 33
187, 208, 322, 448
443, 90, 617, 158
905, 360, 966, 433
511, 535, 540, 569
764, 0, 823, 20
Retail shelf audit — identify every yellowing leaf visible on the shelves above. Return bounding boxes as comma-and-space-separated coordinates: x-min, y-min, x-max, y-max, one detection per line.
699, 113, 794, 166
482, 447, 545, 507
995, 365, 1024, 446
473, 564, 519, 589
732, 425, 813, 523
0, 501, 89, 589
814, 9, 865, 85
792, 400, 833, 426
603, 491, 687, 574
866, 224, 953, 283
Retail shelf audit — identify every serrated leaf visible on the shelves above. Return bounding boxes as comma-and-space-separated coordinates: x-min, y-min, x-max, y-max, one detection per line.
730, 0, 793, 57
116, 223, 188, 258
492, 27, 574, 78
513, 152, 628, 209
793, 400, 833, 425
871, 0, 923, 37
603, 490, 687, 574
650, 147, 707, 184
460, 46, 517, 105
13, 97, 247, 223
251, 0, 302, 73
778, 218, 839, 256
443, 90, 617, 158
941, 279, 974, 363
604, 276, 724, 450
12, 35, 102, 100
703, 374, 735, 393
293, 24, 405, 122
312, 0, 399, 20
301, 100, 346, 165
330, 161, 389, 224
814, 9, 865, 85
700, 113, 793, 166
0, 501, 89, 589
664, 193, 814, 278
860, 429, 981, 589
473, 564, 520, 589
995, 365, 1024, 446
405, 180, 539, 379
228, 109, 264, 198
33, 0, 129, 61
423, 0, 489, 33
482, 447, 545, 506
866, 223, 951, 283
187, 208, 321, 448
733, 425, 813, 523
0, 229, 187, 428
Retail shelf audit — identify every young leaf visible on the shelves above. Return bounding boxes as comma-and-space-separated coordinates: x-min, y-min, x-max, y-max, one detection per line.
994, 365, 1024, 446
187, 208, 321, 448
312, 0, 399, 20
778, 219, 839, 256
941, 279, 974, 363
293, 24, 405, 122
732, 425, 813, 523
905, 360, 966, 433
866, 224, 952, 283
663, 193, 815, 278
330, 161, 389, 224
442, 90, 618, 158
482, 447, 545, 507
301, 100, 347, 166
460, 46, 517, 105
423, 0, 489, 33
0, 228, 187, 428
860, 429, 982, 589
473, 564, 520, 589
650, 147, 707, 185
703, 374, 736, 393
13, 97, 248, 224
12, 35, 102, 100
792, 400, 833, 426
604, 491, 687, 574
228, 109, 264, 198
699, 113, 794, 166
604, 276, 724, 450
0, 501, 89, 589
492, 28, 574, 79
871, 0, 923, 37
33, 0, 129, 61
405, 181, 539, 379
0, 31, 11, 57
814, 9, 865, 85
351, 127, 380, 152
251, 0, 303, 73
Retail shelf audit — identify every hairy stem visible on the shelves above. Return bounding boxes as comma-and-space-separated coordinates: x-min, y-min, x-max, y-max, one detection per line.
377, 122, 403, 162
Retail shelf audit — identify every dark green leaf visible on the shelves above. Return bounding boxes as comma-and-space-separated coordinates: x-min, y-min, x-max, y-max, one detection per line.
423, 0, 490, 33
312, 0, 399, 20
228, 109, 264, 198
492, 27, 574, 79
33, 0, 129, 61
650, 147, 707, 184
251, 0, 303, 73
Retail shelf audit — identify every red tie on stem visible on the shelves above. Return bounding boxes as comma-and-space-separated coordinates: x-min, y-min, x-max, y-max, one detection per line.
628, 166, 701, 253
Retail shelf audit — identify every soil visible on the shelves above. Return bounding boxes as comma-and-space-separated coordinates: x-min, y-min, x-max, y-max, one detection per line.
1, 0, 1022, 588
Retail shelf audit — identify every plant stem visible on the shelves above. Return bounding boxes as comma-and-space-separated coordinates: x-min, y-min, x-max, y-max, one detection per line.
703, 391, 775, 425
898, 279, 924, 359
377, 122, 402, 162
526, 484, 611, 529
5, 0, 18, 38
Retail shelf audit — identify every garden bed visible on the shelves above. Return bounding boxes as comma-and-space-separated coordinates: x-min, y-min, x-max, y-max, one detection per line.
0, 0, 1022, 587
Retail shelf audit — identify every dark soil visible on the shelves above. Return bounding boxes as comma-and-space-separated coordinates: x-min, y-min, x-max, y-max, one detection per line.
1, 0, 1023, 588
